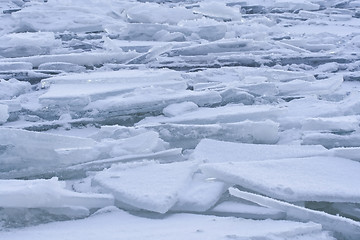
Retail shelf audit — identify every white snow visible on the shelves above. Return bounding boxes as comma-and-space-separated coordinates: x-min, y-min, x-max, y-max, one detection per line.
0, 208, 334, 240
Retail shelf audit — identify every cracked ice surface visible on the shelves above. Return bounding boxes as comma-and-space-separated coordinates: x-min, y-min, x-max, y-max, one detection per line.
0, 0, 360, 239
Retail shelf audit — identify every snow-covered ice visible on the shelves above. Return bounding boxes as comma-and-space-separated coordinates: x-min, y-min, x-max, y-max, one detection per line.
192, 139, 328, 163
92, 161, 198, 213
201, 157, 360, 203
1, 0, 360, 238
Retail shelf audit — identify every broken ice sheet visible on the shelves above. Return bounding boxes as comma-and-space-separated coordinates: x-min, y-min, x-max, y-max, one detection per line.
141, 120, 280, 149
0, 32, 62, 58
209, 195, 285, 220
0, 177, 113, 209
0, 105, 9, 124
201, 156, 360, 203
192, 139, 328, 163
84, 87, 221, 118
0, 128, 98, 175
0, 78, 31, 100
301, 115, 360, 133
170, 172, 228, 213
230, 188, 360, 240
0, 51, 139, 69
302, 132, 360, 149
139, 104, 283, 125
92, 161, 198, 213
0, 206, 90, 229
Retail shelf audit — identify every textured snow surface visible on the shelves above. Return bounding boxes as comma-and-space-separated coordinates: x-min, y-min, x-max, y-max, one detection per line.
1, 0, 360, 239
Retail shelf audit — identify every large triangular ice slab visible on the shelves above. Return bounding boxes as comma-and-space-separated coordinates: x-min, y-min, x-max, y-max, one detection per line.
92, 161, 198, 213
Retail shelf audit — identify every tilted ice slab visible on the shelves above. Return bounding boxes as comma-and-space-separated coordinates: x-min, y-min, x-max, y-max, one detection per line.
67, 148, 184, 176
302, 115, 360, 132
168, 39, 272, 57
92, 161, 198, 213
85, 88, 222, 117
139, 104, 283, 125
186, 66, 316, 88
0, 78, 31, 100
201, 157, 360, 203
192, 139, 327, 163
0, 32, 61, 58
302, 132, 360, 149
0, 208, 334, 240
0, 128, 96, 150
276, 75, 343, 97
230, 188, 360, 240
210, 200, 286, 220
0, 51, 139, 68
329, 147, 360, 162
40, 69, 184, 87
170, 172, 228, 212
0, 178, 113, 209
0, 104, 9, 124
0, 128, 97, 173
0, 128, 173, 178
0, 62, 33, 71
141, 120, 279, 149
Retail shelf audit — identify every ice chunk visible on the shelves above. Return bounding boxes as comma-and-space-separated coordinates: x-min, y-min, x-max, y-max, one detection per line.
302, 132, 360, 148
186, 66, 316, 85
201, 157, 360, 203
92, 161, 198, 213
302, 115, 360, 132
0, 128, 98, 174
169, 39, 272, 56
40, 68, 184, 87
142, 120, 279, 149
126, 43, 173, 64
126, 3, 197, 24
274, 0, 320, 11
0, 128, 96, 150
210, 200, 285, 220
163, 102, 198, 117
0, 178, 114, 209
102, 131, 169, 158
193, 2, 242, 21
83, 88, 221, 119
139, 104, 283, 125
0, 78, 31, 100
277, 75, 343, 97
330, 147, 360, 162
230, 188, 360, 240
171, 173, 228, 212
0, 104, 9, 124
0, 206, 90, 229
0, 32, 61, 58
0, 209, 333, 240
68, 148, 184, 174
38, 62, 86, 73
192, 139, 327, 163
0, 62, 33, 71
0, 51, 139, 68
219, 88, 255, 105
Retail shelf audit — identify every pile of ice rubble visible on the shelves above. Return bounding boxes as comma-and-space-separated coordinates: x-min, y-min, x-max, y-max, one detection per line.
1, 0, 360, 239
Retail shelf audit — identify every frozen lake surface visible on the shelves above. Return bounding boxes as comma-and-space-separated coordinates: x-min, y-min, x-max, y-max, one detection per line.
0, 0, 360, 239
